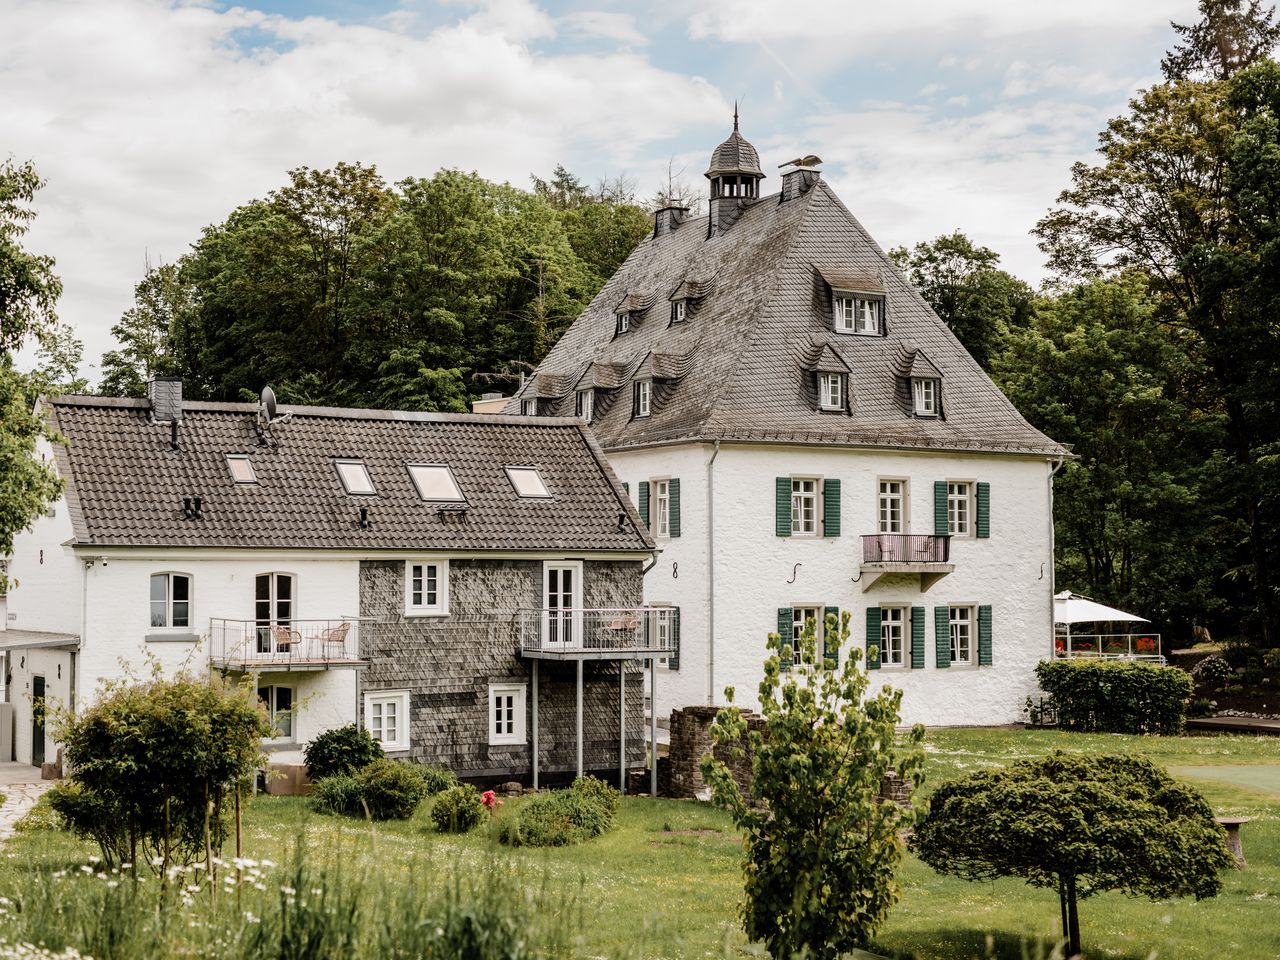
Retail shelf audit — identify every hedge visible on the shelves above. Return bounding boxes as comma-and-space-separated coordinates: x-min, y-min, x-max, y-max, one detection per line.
1034, 659, 1193, 735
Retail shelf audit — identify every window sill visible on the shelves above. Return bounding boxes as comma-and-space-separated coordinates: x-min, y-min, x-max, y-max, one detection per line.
404, 609, 449, 619
489, 737, 526, 747
145, 632, 200, 643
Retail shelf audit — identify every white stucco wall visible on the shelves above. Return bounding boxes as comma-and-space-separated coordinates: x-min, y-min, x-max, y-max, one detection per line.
611, 441, 1057, 726
8, 646, 73, 767
4, 490, 83, 637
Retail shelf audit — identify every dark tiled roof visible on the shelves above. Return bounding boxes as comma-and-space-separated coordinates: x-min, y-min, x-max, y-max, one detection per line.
45, 397, 653, 553
707, 129, 763, 177
511, 178, 1067, 459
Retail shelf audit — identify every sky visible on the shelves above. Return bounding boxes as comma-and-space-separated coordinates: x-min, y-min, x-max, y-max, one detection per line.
3, 0, 1199, 381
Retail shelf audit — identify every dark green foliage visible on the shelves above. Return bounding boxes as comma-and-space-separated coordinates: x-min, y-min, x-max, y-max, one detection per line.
701, 611, 925, 960
310, 773, 364, 817
1163, 0, 1280, 81
430, 784, 486, 833
356, 759, 429, 821
415, 764, 459, 795
569, 775, 619, 817
1035, 659, 1193, 734
303, 723, 384, 780
911, 752, 1235, 957
1191, 654, 1233, 687
496, 787, 616, 848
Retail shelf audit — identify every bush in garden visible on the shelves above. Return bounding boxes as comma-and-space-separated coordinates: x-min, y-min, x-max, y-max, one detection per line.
430, 784, 486, 833
497, 789, 615, 847
415, 764, 459, 796
310, 773, 364, 817
1263, 648, 1280, 671
355, 759, 428, 820
701, 611, 925, 960
570, 774, 620, 817
303, 723, 384, 781
912, 752, 1233, 959
1034, 659, 1192, 734
1191, 655, 1233, 689
14, 793, 62, 833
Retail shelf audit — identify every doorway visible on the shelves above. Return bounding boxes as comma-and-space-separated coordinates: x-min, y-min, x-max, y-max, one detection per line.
32, 674, 45, 768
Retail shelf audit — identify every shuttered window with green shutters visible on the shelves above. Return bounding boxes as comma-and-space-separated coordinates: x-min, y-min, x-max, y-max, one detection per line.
934, 481, 948, 536
822, 479, 841, 537
824, 605, 840, 666
978, 604, 992, 665
775, 477, 792, 537
865, 607, 881, 670
911, 606, 926, 669
668, 607, 681, 670
638, 481, 650, 530
668, 478, 681, 538
934, 606, 951, 668
976, 482, 990, 538
777, 607, 793, 669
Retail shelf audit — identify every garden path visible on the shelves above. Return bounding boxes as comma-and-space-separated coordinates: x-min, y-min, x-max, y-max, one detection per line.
0, 764, 52, 845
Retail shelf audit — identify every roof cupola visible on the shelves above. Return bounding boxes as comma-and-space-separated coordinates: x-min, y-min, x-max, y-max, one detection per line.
706, 106, 765, 237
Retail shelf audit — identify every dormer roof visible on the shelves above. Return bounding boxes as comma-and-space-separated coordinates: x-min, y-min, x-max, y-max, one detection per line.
706, 110, 764, 180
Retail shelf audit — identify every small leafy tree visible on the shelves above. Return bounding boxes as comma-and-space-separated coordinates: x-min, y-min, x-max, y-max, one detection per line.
303, 722, 384, 780
911, 752, 1234, 959
701, 612, 925, 960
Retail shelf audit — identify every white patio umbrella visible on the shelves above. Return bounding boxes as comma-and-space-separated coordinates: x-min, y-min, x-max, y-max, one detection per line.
1053, 591, 1150, 625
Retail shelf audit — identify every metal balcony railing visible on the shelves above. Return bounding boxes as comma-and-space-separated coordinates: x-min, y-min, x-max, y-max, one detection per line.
1055, 632, 1164, 664
517, 607, 678, 657
861, 534, 951, 563
209, 618, 362, 668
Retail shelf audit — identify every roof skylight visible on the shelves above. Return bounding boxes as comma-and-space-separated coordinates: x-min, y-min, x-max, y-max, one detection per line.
505, 466, 551, 499
408, 464, 464, 501
335, 459, 376, 495
226, 454, 257, 484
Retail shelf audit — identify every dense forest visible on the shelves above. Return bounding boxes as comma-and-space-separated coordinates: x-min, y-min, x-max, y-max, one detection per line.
3, 1, 1279, 651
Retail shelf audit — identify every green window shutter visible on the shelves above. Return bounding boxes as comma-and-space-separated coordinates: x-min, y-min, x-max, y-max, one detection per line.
668, 478, 681, 538
911, 606, 926, 669
934, 481, 948, 536
823, 605, 839, 667
976, 482, 990, 538
777, 607, 793, 670
823, 479, 841, 537
865, 606, 881, 670
622, 481, 630, 496
638, 481, 650, 530
935, 606, 951, 668
775, 477, 792, 537
669, 608, 681, 670
978, 604, 993, 666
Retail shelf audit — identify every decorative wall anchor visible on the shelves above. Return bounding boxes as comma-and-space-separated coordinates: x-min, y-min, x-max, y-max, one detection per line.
787, 562, 802, 584
672, 561, 679, 579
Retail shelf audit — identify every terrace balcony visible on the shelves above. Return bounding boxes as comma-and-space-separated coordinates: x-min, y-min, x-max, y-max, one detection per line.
517, 607, 678, 661
209, 618, 366, 671
859, 534, 954, 592
1055, 632, 1165, 664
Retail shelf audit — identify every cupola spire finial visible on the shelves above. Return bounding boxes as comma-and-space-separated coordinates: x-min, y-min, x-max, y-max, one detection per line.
733, 101, 739, 132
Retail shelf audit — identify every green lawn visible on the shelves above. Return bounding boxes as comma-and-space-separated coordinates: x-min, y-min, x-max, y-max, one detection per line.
4, 728, 1279, 960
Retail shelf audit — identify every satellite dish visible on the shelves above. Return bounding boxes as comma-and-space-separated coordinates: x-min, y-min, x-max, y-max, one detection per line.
260, 386, 278, 423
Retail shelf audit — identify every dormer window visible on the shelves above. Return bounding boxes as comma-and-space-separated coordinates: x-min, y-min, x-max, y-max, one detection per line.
672, 300, 687, 324
818, 373, 845, 411
616, 312, 630, 335
522, 398, 538, 416
575, 388, 594, 423
913, 378, 939, 417
834, 295, 883, 335
634, 379, 652, 418
335, 459, 375, 495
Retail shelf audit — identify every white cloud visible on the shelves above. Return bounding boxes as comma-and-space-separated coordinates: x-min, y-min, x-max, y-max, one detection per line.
1003, 59, 1143, 98
558, 11, 647, 46
919, 82, 945, 96
1, 0, 726, 375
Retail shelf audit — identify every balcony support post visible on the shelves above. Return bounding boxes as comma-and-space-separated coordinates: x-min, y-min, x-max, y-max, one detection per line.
650, 656, 658, 797
576, 658, 584, 780
532, 659, 540, 791
619, 663, 626, 794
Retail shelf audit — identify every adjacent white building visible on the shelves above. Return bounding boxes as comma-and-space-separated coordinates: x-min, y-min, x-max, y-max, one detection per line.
512, 119, 1068, 725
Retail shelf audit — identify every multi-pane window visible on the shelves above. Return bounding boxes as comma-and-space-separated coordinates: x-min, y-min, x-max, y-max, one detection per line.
406, 561, 446, 615
616, 312, 630, 334
489, 684, 527, 745
948, 482, 971, 536
792, 606, 820, 651
878, 480, 905, 534
913, 378, 938, 416
254, 572, 293, 653
575, 388, 594, 423
258, 684, 294, 739
791, 478, 818, 535
150, 573, 191, 628
522, 398, 538, 416
672, 300, 687, 323
880, 607, 905, 667
655, 480, 670, 537
835, 296, 882, 334
655, 606, 673, 665
366, 690, 410, 751
818, 373, 844, 410
635, 380, 652, 418
950, 606, 974, 665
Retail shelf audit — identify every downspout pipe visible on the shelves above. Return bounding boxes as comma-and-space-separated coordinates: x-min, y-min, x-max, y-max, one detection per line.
1047, 457, 1065, 658
706, 439, 721, 705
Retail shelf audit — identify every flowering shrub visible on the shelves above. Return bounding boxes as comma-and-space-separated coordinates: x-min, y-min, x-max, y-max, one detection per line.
1191, 655, 1232, 689
430, 785, 485, 833
1136, 636, 1157, 653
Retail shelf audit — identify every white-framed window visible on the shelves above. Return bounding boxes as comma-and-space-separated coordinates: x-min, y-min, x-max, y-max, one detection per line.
506, 466, 551, 498
654, 605, 674, 666
543, 561, 583, 647
522, 397, 538, 416
334, 459, 375, 495
654, 479, 671, 537
575, 388, 594, 423
834, 295, 882, 334
616, 312, 630, 334
913, 378, 939, 416
878, 479, 905, 534
405, 560, 448, 616
672, 300, 687, 323
792, 607, 821, 655
950, 606, 974, 665
635, 379, 652, 418
257, 683, 294, 740
791, 478, 819, 535
818, 372, 844, 410
366, 690, 410, 752
488, 684, 527, 745
407, 464, 464, 501
226, 455, 257, 484
150, 572, 192, 628
948, 481, 972, 536
254, 571, 294, 654
880, 606, 906, 667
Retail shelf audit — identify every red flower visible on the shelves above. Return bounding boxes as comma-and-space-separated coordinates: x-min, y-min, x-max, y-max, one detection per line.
481, 790, 497, 810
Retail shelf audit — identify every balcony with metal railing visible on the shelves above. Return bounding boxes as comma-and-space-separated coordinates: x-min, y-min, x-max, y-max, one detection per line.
859, 534, 954, 592
209, 618, 366, 670
1055, 632, 1165, 664
517, 607, 678, 661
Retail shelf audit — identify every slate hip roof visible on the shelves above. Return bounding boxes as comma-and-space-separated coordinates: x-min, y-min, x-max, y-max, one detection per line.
46, 396, 653, 552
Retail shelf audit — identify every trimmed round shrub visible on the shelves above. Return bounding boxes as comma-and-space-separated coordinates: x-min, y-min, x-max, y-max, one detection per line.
430, 784, 485, 833
497, 788, 615, 847
304, 723, 384, 780
356, 759, 428, 820
1034, 659, 1192, 734
1191, 655, 1232, 689
571, 774, 619, 817
417, 764, 459, 796
311, 773, 363, 816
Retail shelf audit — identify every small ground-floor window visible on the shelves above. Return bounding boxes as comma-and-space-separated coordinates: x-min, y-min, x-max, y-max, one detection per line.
488, 683, 527, 746
950, 606, 974, 665
366, 689, 411, 752
258, 683, 294, 740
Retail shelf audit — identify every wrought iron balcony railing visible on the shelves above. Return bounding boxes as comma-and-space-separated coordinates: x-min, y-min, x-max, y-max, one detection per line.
209, 618, 362, 669
861, 534, 951, 564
